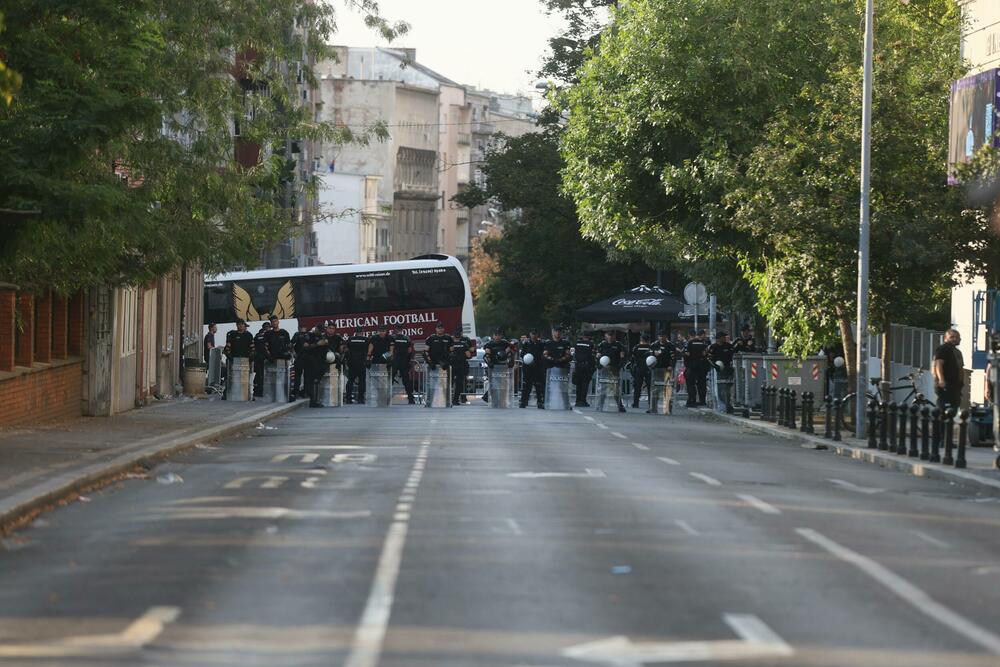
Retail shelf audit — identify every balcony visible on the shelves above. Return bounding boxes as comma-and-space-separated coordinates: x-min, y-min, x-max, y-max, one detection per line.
457, 133, 471, 145
472, 122, 495, 135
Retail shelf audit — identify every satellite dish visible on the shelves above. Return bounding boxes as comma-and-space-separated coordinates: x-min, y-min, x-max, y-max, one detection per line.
683, 282, 708, 305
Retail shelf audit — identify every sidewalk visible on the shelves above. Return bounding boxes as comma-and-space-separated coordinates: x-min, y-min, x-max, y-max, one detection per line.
697, 407, 1000, 496
0, 396, 302, 528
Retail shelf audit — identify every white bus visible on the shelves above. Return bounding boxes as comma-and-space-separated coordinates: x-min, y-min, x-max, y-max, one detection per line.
204, 254, 476, 342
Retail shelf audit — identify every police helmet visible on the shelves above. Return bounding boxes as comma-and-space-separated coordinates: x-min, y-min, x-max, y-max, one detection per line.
436, 321, 446, 330
261, 321, 272, 330
640, 333, 650, 341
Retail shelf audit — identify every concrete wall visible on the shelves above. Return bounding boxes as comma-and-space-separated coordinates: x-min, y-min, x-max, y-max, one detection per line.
316, 171, 364, 265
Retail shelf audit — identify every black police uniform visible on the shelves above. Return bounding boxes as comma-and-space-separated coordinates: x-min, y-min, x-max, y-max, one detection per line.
650, 338, 675, 370
684, 336, 710, 406
423, 333, 453, 370
265, 327, 292, 361
252, 327, 270, 398
222, 328, 254, 400
390, 333, 415, 403
301, 329, 329, 407
519, 337, 546, 408
290, 329, 310, 398
597, 338, 627, 412
734, 336, 757, 354
344, 333, 370, 404
482, 337, 512, 404
572, 337, 596, 407
203, 331, 215, 364
708, 340, 735, 370
450, 335, 473, 405
369, 333, 393, 365
630, 339, 653, 408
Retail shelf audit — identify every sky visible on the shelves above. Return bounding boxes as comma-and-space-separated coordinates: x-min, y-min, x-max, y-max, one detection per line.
330, 0, 565, 96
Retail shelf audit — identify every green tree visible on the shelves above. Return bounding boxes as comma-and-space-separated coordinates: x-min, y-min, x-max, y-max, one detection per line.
456, 130, 658, 333
0, 13, 19, 105
0, 1, 402, 292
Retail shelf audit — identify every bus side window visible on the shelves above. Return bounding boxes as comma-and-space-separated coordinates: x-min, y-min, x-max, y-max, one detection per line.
204, 284, 233, 324
403, 269, 465, 310
353, 274, 401, 313
296, 275, 350, 318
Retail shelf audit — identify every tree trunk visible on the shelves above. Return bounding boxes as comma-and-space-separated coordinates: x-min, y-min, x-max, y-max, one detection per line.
837, 307, 856, 393
880, 319, 892, 401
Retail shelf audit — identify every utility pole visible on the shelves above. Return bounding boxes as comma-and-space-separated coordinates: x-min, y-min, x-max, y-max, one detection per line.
855, 0, 875, 438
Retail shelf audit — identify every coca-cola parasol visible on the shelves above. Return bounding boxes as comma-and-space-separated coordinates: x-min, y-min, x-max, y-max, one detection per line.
575, 285, 688, 323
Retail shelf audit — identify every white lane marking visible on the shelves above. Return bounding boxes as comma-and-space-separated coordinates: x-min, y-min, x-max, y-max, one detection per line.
632, 443, 650, 451
421, 441, 431, 445
912, 530, 951, 550
561, 613, 792, 663
573, 409, 583, 415
797, 528, 1000, 654
398, 495, 415, 502
506, 518, 524, 536
736, 494, 782, 515
507, 469, 607, 479
611, 432, 627, 440
0, 606, 181, 657
395, 503, 412, 512
689, 472, 722, 486
584, 416, 596, 422
225, 476, 288, 489
596, 423, 610, 430
675, 519, 700, 536
345, 445, 429, 667
271, 453, 319, 464
658, 456, 680, 466
148, 507, 371, 520
828, 478, 886, 495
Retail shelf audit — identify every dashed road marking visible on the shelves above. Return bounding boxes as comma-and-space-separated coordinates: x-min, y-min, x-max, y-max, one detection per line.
506, 518, 524, 536
611, 431, 627, 440
596, 423, 609, 430
584, 416, 595, 422
737, 494, 782, 515
674, 519, 700, 536
271, 453, 319, 464
689, 472, 722, 487
797, 528, 1000, 654
912, 530, 951, 549
657, 457, 680, 466
632, 443, 649, 451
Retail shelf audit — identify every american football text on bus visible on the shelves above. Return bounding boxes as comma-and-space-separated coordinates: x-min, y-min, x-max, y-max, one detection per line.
330, 311, 440, 329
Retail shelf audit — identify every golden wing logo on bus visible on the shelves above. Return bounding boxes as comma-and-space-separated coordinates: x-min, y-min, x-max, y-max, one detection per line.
231, 281, 295, 321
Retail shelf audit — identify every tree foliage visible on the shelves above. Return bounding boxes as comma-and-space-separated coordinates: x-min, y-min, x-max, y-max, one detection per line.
457, 130, 657, 333
561, 0, 989, 358
0, 0, 403, 293
0, 13, 20, 105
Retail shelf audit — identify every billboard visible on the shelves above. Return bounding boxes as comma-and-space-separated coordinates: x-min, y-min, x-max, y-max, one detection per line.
948, 68, 1000, 184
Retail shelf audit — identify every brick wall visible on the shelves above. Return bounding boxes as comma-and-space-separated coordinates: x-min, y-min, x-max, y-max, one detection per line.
0, 288, 14, 372
35, 290, 52, 364
14, 293, 33, 367
0, 361, 83, 428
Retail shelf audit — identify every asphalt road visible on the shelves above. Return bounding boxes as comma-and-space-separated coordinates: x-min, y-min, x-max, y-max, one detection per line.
2, 400, 1000, 667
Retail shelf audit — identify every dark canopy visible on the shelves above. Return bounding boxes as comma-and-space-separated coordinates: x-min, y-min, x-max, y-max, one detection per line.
575, 285, 688, 324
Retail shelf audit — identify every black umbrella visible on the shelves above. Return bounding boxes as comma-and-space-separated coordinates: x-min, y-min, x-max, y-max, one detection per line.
575, 285, 689, 324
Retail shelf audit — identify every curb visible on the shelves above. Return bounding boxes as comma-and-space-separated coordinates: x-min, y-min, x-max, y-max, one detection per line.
696, 408, 1000, 498
0, 400, 304, 528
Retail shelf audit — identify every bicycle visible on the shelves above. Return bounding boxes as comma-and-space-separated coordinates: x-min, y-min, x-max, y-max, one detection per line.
839, 371, 930, 432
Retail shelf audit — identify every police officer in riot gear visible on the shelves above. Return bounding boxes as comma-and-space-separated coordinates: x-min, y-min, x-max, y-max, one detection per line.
263, 316, 292, 401
708, 331, 736, 410
252, 321, 271, 398
390, 328, 416, 404
684, 329, 710, 407
290, 323, 310, 399
423, 322, 453, 370
222, 318, 254, 400
301, 324, 328, 408
572, 330, 597, 407
368, 326, 393, 366
630, 333, 653, 409
482, 328, 513, 404
345, 328, 370, 404
597, 330, 627, 412
450, 326, 473, 406
650, 330, 675, 371
520, 329, 546, 409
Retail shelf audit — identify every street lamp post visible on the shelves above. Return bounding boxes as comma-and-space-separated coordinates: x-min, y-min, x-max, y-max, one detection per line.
855, 0, 875, 438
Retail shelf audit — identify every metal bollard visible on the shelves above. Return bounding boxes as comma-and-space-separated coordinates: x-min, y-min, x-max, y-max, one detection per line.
919, 407, 931, 461
867, 399, 878, 449
777, 388, 786, 426
788, 390, 797, 430
878, 401, 889, 451
761, 385, 770, 421
801, 392, 814, 434
823, 395, 833, 439
833, 397, 844, 442
887, 402, 898, 452
908, 404, 920, 458
942, 408, 956, 466
956, 410, 969, 469
896, 402, 908, 455
929, 408, 942, 463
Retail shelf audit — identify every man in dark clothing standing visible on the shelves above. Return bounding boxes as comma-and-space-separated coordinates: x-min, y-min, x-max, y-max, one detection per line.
482, 328, 513, 404
344, 328, 370, 404
252, 321, 271, 398
290, 323, 310, 399
222, 319, 254, 400
597, 330, 627, 413
520, 329, 546, 409
301, 324, 327, 408
264, 315, 292, 361
572, 330, 597, 407
933, 329, 965, 411
368, 327, 394, 366
390, 329, 416, 404
204, 323, 217, 363
630, 333, 653, 408
450, 327, 473, 406
423, 322, 453, 370
684, 329, 710, 407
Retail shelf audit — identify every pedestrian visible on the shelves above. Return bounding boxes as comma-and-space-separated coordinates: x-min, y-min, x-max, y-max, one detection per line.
450, 326, 473, 406
482, 328, 514, 404
301, 324, 327, 408
572, 330, 597, 407
684, 329, 710, 407
630, 333, 653, 409
648, 329, 675, 413
423, 322, 454, 370
597, 330, 627, 413
520, 328, 546, 409
708, 331, 735, 406
389, 328, 416, 404
543, 326, 572, 409
290, 323, 310, 400
222, 318, 254, 400
204, 323, 217, 363
262, 315, 292, 400
345, 328, 370, 404
252, 321, 271, 398
734, 325, 757, 354
933, 328, 965, 411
